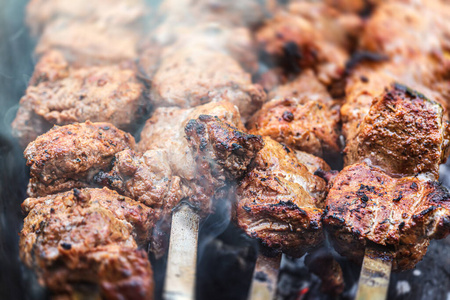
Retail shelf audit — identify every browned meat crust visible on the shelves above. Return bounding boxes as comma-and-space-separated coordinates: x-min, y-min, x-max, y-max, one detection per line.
248, 71, 341, 158
341, 56, 449, 142
323, 163, 450, 271
185, 115, 264, 210
25, 122, 135, 197
26, 0, 146, 36
236, 137, 327, 257
345, 84, 450, 177
20, 188, 154, 299
12, 51, 147, 147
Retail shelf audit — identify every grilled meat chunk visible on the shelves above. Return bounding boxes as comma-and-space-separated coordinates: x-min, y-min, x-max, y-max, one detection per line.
248, 71, 340, 158
25, 122, 135, 197
360, 0, 450, 59
255, 2, 359, 84
139, 102, 263, 215
26, 0, 146, 36
20, 187, 154, 299
149, 42, 265, 121
12, 51, 147, 147
236, 137, 327, 257
185, 115, 264, 211
138, 102, 244, 179
341, 56, 448, 142
35, 19, 140, 66
345, 84, 450, 177
323, 163, 450, 271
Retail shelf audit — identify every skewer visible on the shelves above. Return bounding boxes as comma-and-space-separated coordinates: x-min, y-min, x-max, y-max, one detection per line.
163, 203, 200, 300
247, 253, 282, 300
355, 246, 393, 300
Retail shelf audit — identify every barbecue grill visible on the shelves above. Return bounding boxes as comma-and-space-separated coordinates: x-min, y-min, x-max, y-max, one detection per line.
1, 1, 450, 300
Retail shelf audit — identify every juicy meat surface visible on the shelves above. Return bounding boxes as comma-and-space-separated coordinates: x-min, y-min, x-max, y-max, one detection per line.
248, 71, 340, 158
20, 187, 154, 299
236, 137, 327, 257
345, 84, 450, 178
25, 121, 135, 197
12, 51, 147, 147
26, 0, 146, 36
35, 18, 140, 66
149, 42, 265, 121
323, 163, 450, 271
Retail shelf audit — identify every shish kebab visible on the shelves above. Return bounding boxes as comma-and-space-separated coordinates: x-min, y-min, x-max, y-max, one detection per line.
14, 0, 270, 299
242, 0, 450, 299
238, 1, 362, 298
20, 99, 264, 299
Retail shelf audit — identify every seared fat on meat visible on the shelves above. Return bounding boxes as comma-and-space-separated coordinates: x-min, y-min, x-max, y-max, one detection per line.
12, 50, 148, 147
25, 121, 135, 197
323, 163, 450, 271
236, 137, 328, 257
20, 187, 154, 299
345, 84, 450, 178
248, 70, 341, 158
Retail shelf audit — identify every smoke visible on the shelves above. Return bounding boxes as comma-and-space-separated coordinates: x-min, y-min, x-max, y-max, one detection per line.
0, 1, 45, 299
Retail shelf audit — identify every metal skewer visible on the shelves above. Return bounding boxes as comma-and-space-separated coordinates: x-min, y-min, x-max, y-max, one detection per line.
163, 204, 200, 300
355, 246, 393, 300
247, 253, 282, 300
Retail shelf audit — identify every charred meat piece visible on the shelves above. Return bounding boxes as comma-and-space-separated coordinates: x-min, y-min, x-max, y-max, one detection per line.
248, 71, 340, 158
185, 115, 264, 212
323, 163, 450, 271
345, 84, 450, 178
255, 4, 355, 84
26, 0, 146, 36
25, 121, 135, 197
12, 51, 147, 147
236, 137, 328, 257
138, 101, 263, 215
20, 187, 154, 299
35, 19, 140, 66
138, 101, 244, 180
149, 42, 265, 121
341, 56, 449, 142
